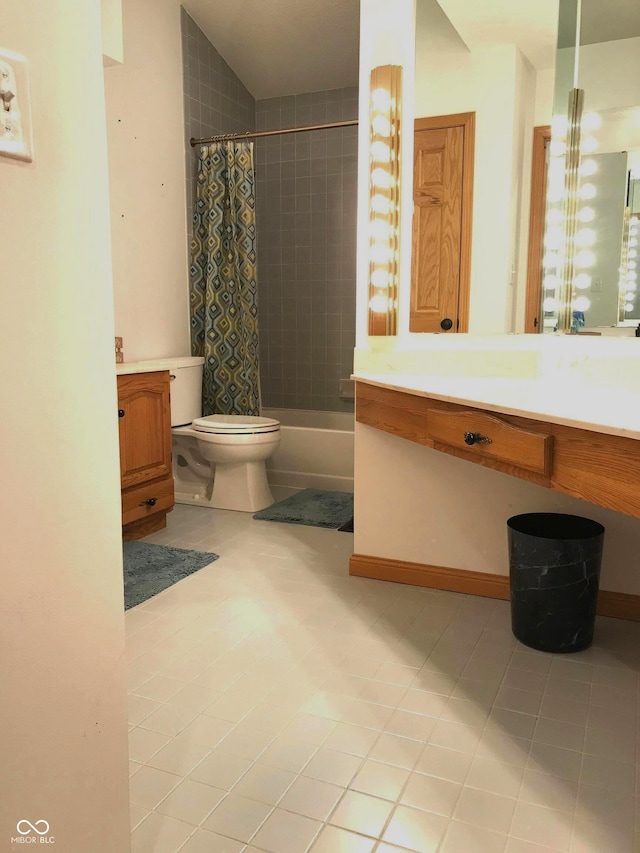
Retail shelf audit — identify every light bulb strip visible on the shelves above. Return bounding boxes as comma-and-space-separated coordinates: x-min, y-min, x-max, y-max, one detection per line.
557, 87, 584, 332
618, 207, 632, 320
368, 65, 402, 336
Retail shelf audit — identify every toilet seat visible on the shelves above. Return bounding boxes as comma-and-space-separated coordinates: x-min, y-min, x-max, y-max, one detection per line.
192, 414, 280, 435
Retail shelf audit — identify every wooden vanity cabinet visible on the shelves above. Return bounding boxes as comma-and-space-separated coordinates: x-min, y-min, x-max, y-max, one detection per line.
117, 371, 174, 540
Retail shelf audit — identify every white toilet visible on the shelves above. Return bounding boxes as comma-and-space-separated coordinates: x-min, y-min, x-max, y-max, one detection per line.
168, 356, 280, 512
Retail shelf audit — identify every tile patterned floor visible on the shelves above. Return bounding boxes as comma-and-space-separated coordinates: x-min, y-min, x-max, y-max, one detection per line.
126, 502, 640, 853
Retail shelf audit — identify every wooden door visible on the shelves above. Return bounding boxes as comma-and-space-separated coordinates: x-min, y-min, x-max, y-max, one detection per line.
410, 112, 474, 333
524, 126, 552, 333
117, 372, 172, 489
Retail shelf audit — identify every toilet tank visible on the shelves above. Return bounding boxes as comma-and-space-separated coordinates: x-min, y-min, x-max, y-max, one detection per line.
164, 356, 204, 426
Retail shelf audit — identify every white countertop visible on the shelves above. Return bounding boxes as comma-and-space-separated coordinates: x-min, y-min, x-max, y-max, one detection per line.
116, 356, 204, 376
353, 372, 640, 440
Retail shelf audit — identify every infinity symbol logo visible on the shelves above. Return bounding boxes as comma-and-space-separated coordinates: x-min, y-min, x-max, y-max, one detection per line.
17, 820, 50, 836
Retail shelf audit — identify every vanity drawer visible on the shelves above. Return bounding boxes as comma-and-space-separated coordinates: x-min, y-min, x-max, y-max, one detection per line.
122, 476, 174, 527
427, 408, 553, 476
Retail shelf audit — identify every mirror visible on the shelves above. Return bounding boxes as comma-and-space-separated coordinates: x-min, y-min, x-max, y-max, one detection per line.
542, 0, 640, 334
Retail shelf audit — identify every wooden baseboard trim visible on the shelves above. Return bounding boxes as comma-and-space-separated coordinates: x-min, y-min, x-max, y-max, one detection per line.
349, 553, 640, 622
123, 512, 167, 541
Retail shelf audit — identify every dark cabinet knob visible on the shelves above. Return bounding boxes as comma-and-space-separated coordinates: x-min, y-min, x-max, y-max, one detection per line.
464, 431, 492, 446
118, 409, 125, 418
440, 318, 453, 331
139, 498, 157, 507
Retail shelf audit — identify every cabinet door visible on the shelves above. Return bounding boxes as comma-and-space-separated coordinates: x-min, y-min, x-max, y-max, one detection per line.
117, 372, 172, 489
410, 113, 474, 333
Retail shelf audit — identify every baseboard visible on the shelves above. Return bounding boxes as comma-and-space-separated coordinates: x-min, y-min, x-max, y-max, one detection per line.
349, 553, 640, 622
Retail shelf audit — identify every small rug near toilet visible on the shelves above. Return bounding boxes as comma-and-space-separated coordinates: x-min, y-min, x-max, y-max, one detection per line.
123, 542, 219, 610
253, 488, 354, 530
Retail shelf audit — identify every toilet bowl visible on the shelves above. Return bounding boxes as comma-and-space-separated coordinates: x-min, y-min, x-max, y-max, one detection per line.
167, 358, 280, 512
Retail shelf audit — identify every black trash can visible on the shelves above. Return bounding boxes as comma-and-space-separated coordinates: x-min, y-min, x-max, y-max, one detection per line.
507, 513, 604, 654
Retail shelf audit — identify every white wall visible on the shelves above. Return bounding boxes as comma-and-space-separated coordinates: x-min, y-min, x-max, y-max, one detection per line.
355, 421, 640, 595
0, 1, 130, 850
104, 0, 191, 363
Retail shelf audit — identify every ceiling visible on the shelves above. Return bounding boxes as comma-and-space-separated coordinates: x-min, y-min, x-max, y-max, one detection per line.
181, 0, 360, 100
433, 0, 560, 69
181, 0, 565, 102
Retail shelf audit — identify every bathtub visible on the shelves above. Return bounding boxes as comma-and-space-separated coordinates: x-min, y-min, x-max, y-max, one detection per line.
262, 408, 354, 493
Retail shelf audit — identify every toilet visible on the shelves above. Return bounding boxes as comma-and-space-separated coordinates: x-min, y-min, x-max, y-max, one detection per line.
168, 356, 280, 512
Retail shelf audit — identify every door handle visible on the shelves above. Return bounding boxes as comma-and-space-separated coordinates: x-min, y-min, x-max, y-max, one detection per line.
440, 318, 453, 331
118, 409, 125, 418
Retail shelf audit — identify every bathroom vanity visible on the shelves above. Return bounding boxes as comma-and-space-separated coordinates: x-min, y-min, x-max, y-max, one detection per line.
350, 344, 640, 621
116, 366, 174, 539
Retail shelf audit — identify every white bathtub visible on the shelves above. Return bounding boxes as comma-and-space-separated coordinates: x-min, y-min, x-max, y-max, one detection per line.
262, 408, 354, 493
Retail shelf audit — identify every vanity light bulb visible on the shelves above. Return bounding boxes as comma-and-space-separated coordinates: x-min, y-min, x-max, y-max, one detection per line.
543, 297, 558, 312
370, 219, 391, 240
543, 274, 560, 290
581, 136, 598, 154
370, 244, 393, 264
370, 141, 391, 163
544, 226, 564, 250
573, 273, 592, 290
630, 228, 639, 238
626, 303, 634, 312
575, 250, 595, 268
369, 294, 389, 313
372, 115, 391, 136
551, 115, 568, 137
625, 281, 637, 292
371, 168, 392, 189
629, 238, 638, 247
575, 228, 596, 247
577, 207, 595, 223
371, 88, 391, 110
579, 183, 597, 200
582, 112, 602, 131
572, 296, 590, 312
370, 269, 389, 289
550, 139, 566, 157
371, 194, 390, 214
547, 209, 563, 226
543, 251, 560, 269
629, 249, 638, 259
580, 159, 598, 177
629, 260, 638, 270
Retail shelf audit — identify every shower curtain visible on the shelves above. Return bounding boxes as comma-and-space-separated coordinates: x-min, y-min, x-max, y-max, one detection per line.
190, 141, 261, 416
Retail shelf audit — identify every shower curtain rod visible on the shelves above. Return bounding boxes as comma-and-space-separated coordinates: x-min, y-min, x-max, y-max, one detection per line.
190, 119, 359, 147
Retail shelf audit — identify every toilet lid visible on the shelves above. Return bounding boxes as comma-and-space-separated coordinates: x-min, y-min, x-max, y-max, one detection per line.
192, 414, 280, 435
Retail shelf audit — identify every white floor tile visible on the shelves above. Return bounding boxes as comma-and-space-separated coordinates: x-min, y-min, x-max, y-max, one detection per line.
251, 808, 322, 852
329, 789, 394, 837
125, 505, 640, 851
131, 812, 194, 853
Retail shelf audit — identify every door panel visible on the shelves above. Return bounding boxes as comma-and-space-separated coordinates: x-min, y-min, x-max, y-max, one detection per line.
118, 372, 172, 489
410, 113, 474, 333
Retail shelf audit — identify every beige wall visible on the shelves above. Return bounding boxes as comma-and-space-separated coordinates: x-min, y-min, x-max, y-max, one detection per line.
0, 1, 130, 850
104, 0, 191, 363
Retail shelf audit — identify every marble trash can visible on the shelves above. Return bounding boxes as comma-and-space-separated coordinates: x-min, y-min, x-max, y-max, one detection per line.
507, 512, 604, 654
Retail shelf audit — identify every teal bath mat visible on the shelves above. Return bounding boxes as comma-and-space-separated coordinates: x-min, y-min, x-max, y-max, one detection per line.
253, 488, 354, 530
123, 542, 218, 610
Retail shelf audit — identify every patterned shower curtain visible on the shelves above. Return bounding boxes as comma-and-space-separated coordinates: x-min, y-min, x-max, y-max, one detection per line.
190, 141, 260, 416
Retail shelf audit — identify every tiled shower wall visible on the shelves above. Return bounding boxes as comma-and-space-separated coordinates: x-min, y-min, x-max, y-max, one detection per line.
255, 91, 358, 413
181, 9, 255, 233
181, 11, 357, 413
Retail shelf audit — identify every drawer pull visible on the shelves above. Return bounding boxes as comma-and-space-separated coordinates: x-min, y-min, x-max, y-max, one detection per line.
464, 431, 492, 446
139, 498, 157, 507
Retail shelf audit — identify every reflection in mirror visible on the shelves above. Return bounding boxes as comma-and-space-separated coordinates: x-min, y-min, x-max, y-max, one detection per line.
542, 0, 640, 334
